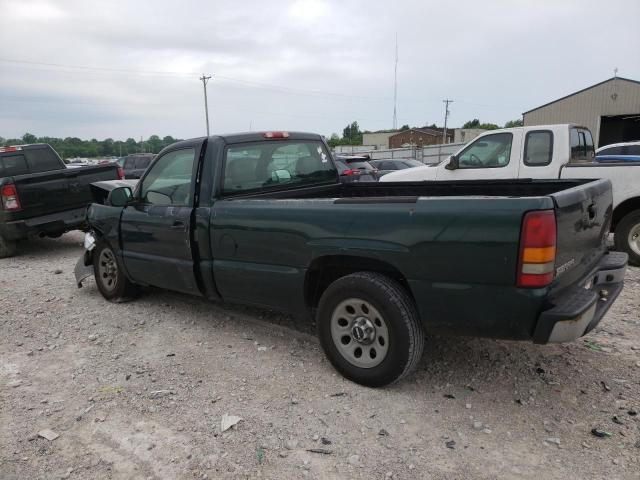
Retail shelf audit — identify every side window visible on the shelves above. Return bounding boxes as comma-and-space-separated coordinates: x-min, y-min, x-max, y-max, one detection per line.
140, 148, 196, 205
458, 133, 513, 168
598, 146, 624, 156
524, 131, 553, 166
571, 128, 594, 162
223, 141, 336, 194
124, 157, 135, 169
379, 161, 394, 170
0, 154, 30, 176
628, 145, 640, 156
25, 148, 63, 173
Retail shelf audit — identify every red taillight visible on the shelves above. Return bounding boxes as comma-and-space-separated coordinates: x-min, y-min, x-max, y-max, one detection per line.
1, 184, 21, 211
262, 131, 290, 139
342, 169, 360, 176
517, 210, 556, 287
117, 167, 125, 180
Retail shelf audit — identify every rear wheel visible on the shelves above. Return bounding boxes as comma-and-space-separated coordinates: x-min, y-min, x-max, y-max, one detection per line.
93, 240, 139, 302
0, 235, 17, 258
317, 272, 424, 387
614, 210, 640, 266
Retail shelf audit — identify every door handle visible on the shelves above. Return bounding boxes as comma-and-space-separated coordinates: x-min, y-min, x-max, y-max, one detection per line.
171, 220, 186, 230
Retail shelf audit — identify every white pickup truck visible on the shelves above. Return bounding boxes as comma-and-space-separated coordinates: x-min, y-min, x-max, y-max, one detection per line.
381, 124, 640, 265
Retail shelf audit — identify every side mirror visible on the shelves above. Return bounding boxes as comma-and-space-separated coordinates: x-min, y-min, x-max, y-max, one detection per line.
107, 186, 133, 207
445, 155, 459, 170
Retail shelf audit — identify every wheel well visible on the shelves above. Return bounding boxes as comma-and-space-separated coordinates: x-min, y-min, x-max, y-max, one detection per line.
304, 255, 412, 309
612, 197, 640, 231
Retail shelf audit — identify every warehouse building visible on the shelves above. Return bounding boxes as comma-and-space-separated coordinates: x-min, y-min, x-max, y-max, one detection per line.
523, 77, 640, 147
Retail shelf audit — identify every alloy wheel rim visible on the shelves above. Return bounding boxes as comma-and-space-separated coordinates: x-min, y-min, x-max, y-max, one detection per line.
330, 298, 389, 368
98, 249, 118, 292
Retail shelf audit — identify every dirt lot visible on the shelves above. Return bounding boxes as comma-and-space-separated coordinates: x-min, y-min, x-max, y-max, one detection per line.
1, 232, 639, 480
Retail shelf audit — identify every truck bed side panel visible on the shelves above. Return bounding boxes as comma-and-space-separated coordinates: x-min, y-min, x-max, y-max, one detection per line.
211, 195, 553, 338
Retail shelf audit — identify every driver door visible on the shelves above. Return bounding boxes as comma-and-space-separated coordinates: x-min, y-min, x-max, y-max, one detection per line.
120, 145, 200, 294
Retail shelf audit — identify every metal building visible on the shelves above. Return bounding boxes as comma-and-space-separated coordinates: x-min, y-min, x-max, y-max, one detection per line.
523, 77, 640, 147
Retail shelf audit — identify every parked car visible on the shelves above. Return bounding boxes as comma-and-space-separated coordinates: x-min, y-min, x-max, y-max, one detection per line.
595, 141, 640, 162
369, 158, 424, 177
74, 131, 626, 387
381, 124, 640, 266
0, 143, 123, 257
122, 153, 154, 179
334, 159, 366, 183
334, 155, 378, 181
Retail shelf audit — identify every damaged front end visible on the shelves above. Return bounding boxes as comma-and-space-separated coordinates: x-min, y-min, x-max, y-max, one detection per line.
74, 179, 137, 288
74, 231, 96, 287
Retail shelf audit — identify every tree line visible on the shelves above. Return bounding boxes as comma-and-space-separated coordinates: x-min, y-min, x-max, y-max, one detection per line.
0, 133, 181, 159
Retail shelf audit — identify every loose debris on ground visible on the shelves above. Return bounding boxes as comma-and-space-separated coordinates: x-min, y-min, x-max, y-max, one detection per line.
1, 233, 639, 479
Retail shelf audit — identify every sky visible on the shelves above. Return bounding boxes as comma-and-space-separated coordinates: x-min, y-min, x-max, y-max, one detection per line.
1, 0, 639, 141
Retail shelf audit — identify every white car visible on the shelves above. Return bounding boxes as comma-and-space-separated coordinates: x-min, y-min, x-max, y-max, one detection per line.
382, 124, 640, 266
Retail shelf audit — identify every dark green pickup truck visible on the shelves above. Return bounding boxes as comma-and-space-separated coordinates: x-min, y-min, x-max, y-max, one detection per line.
75, 132, 627, 386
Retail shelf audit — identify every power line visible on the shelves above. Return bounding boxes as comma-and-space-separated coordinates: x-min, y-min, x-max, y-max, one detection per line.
0, 57, 388, 103
0, 57, 525, 112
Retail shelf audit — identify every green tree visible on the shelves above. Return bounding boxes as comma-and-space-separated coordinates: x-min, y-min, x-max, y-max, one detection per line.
22, 132, 37, 144
462, 119, 499, 130
399, 124, 410, 131
504, 119, 524, 128
342, 121, 362, 145
327, 133, 342, 148
147, 135, 163, 153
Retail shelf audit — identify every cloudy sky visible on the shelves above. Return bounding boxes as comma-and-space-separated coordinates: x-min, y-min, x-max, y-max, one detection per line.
1, 0, 639, 141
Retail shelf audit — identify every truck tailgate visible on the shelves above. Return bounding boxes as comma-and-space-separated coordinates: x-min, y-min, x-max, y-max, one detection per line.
12, 164, 120, 219
550, 178, 612, 294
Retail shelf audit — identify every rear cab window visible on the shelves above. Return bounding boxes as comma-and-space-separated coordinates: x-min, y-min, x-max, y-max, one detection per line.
135, 157, 152, 169
223, 140, 337, 194
0, 154, 30, 176
25, 147, 64, 173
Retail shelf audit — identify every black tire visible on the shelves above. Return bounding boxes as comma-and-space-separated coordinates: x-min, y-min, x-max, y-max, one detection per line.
0, 234, 17, 258
317, 272, 424, 387
614, 210, 640, 266
93, 240, 139, 302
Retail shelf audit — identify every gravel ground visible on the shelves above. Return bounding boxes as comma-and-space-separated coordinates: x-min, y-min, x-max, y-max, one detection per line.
1, 232, 639, 480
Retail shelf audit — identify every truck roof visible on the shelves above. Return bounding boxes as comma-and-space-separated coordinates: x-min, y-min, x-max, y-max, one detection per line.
215, 131, 324, 143
483, 124, 588, 136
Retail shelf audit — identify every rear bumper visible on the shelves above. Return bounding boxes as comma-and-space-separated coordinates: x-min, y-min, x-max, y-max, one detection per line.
0, 207, 87, 240
533, 251, 628, 344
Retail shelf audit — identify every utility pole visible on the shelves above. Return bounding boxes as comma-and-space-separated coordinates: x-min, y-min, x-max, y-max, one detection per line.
200, 74, 212, 136
442, 99, 453, 144
392, 33, 398, 130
